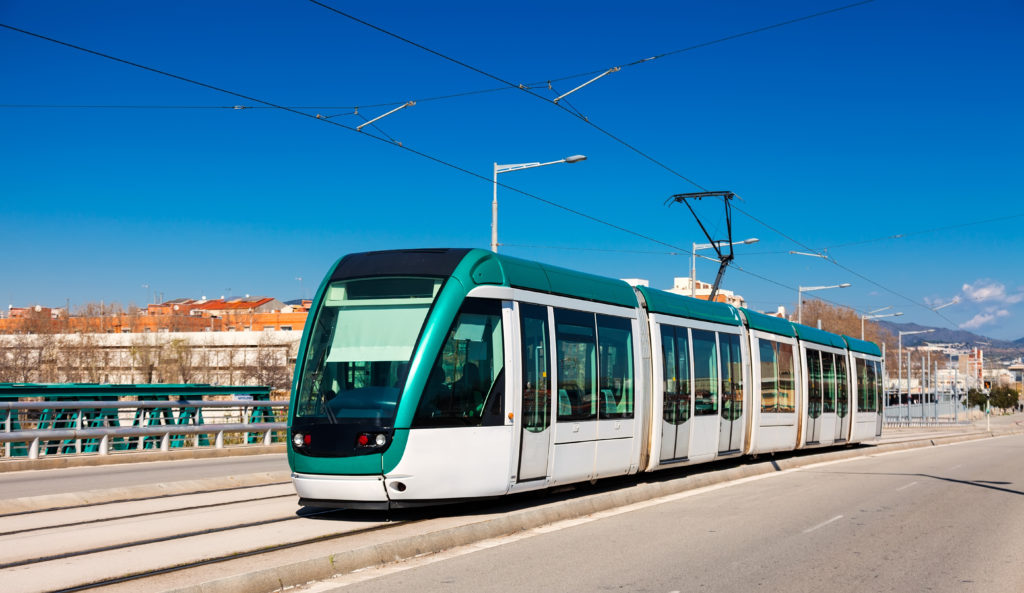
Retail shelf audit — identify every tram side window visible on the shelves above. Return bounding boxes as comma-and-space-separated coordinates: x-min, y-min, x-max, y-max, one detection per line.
413, 298, 505, 428
822, 353, 836, 414
867, 360, 879, 413
777, 343, 796, 413
760, 340, 778, 413
520, 304, 551, 434
597, 315, 634, 419
662, 325, 691, 425
856, 359, 870, 412
720, 333, 743, 421
555, 309, 597, 421
806, 349, 822, 419
836, 355, 849, 417
692, 329, 719, 416
874, 361, 883, 413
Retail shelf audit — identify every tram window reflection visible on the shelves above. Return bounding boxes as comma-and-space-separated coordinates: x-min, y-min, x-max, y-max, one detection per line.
692, 330, 718, 416
806, 350, 823, 419
413, 298, 505, 427
597, 314, 634, 419
661, 325, 691, 425
822, 353, 836, 414
555, 309, 597, 422
720, 333, 743, 421
520, 304, 551, 433
776, 343, 795, 413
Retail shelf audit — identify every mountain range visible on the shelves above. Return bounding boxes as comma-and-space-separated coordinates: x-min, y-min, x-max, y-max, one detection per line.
878, 321, 1024, 361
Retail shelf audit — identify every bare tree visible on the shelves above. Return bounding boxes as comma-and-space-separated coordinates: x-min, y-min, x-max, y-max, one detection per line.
158, 338, 200, 384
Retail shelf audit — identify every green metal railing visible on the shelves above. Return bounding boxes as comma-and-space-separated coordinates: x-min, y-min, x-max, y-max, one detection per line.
0, 383, 287, 458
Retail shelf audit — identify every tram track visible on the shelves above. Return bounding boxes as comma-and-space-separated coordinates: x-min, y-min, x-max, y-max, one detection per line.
49, 517, 422, 593
0, 492, 297, 537
0, 506, 346, 570
0, 479, 292, 518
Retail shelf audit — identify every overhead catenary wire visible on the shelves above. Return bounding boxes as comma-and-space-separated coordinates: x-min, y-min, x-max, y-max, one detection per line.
0, 23, 695, 261
0, 23, 883, 320
1, 14, 954, 327
307, 1, 961, 326
0, 1, 878, 114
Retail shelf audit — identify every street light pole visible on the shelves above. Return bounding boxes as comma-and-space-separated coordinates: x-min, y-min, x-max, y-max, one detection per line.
491, 154, 586, 253
898, 328, 935, 425
861, 310, 903, 340
797, 283, 851, 325
691, 238, 758, 298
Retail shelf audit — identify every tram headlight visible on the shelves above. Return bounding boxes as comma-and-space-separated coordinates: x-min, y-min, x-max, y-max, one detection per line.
356, 432, 388, 448
292, 433, 304, 448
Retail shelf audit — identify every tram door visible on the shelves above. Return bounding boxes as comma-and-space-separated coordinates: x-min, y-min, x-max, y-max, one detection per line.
518, 304, 552, 482
689, 329, 721, 460
659, 325, 692, 462
718, 333, 744, 454
873, 360, 884, 437
805, 349, 823, 444
820, 353, 837, 444
835, 355, 851, 442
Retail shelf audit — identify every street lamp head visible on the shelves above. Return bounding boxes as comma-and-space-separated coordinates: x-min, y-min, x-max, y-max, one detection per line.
564, 154, 587, 163
895, 312, 904, 317
838, 283, 851, 288
741, 238, 760, 245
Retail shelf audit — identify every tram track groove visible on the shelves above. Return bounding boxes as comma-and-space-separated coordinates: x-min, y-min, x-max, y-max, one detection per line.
0, 507, 348, 570
44, 518, 424, 593
0, 492, 296, 537
0, 480, 292, 518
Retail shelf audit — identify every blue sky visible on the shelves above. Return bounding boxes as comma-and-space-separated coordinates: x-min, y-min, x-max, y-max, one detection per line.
2, 1, 1022, 339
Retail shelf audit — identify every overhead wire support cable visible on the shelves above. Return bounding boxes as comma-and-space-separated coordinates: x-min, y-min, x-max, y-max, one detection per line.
307, 0, 709, 192
354, 100, 415, 132
552, 67, 620, 104
0, 22, 695, 260
3, 9, 928, 326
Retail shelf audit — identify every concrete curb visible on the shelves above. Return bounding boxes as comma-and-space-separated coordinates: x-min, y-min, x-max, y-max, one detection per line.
163, 428, 1023, 593
0, 443, 286, 473
0, 470, 292, 515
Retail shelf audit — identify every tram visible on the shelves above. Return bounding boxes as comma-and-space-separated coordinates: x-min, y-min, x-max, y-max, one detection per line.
287, 248, 884, 509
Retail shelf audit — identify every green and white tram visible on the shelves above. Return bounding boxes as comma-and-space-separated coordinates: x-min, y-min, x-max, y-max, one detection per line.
288, 248, 883, 509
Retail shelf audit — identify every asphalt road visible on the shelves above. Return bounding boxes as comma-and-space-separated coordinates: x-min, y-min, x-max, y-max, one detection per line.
313, 434, 1024, 593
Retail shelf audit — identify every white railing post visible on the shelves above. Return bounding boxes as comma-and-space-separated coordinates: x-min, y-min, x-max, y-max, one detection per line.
29, 437, 39, 460
4, 413, 10, 458
160, 432, 170, 452
99, 434, 109, 456
263, 429, 272, 446
75, 413, 83, 454
215, 431, 224, 448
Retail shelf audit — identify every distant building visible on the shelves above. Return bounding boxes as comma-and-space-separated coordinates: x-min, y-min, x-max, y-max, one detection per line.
666, 277, 747, 308
0, 297, 311, 335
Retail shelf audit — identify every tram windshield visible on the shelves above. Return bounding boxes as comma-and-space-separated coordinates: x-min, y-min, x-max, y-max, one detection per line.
294, 276, 443, 423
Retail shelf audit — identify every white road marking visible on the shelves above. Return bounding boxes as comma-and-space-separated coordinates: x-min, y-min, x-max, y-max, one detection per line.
896, 481, 918, 491
803, 514, 843, 534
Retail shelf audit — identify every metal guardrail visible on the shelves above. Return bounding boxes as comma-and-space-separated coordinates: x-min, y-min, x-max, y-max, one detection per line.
883, 400, 969, 427
1, 395, 289, 460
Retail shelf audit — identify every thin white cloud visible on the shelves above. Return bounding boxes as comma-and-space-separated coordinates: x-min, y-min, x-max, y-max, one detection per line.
962, 280, 1006, 302
959, 308, 1010, 330
960, 280, 1024, 305
961, 312, 996, 330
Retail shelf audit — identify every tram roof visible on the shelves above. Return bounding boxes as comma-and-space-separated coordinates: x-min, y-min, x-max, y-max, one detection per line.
842, 335, 883, 357
792, 323, 848, 349
740, 308, 796, 337
635, 286, 742, 326
480, 251, 639, 308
